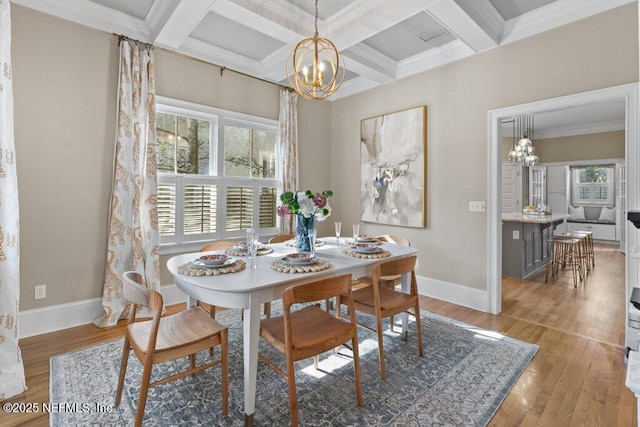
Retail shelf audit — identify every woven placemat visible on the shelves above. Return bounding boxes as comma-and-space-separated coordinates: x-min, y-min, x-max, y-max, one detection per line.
342, 248, 391, 259
284, 239, 325, 248
271, 259, 331, 273
178, 259, 246, 276
225, 246, 273, 257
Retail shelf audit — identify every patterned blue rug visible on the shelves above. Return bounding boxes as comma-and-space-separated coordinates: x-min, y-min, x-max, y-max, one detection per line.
50, 305, 537, 426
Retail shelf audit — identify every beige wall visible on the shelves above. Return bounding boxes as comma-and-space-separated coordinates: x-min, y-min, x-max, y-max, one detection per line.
502, 131, 625, 162
534, 130, 625, 162
12, 5, 332, 310
330, 4, 638, 291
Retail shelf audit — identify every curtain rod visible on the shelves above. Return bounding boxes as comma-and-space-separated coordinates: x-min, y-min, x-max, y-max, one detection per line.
113, 33, 293, 92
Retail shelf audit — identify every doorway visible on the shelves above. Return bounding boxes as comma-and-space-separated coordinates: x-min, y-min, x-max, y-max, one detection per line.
487, 83, 639, 349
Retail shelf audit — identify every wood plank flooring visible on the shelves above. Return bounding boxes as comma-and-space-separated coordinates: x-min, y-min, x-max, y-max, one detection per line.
1, 243, 634, 426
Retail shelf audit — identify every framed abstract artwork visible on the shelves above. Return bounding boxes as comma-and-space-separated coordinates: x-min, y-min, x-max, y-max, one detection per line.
360, 106, 426, 228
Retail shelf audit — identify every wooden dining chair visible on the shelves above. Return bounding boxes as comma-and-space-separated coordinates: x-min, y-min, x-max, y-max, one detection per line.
115, 271, 228, 427
199, 241, 272, 320
337, 255, 423, 380
259, 274, 363, 426
268, 233, 295, 244
375, 235, 411, 331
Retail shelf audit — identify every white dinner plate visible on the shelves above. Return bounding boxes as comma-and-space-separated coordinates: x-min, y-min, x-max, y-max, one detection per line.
193, 257, 236, 268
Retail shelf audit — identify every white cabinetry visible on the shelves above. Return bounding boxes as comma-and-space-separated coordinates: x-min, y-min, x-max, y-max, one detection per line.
567, 222, 616, 241
529, 165, 546, 208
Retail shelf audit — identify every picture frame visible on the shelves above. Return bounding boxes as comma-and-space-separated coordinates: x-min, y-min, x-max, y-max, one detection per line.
360, 106, 427, 228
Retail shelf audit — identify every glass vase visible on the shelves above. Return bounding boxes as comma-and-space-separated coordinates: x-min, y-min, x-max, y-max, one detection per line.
296, 214, 316, 253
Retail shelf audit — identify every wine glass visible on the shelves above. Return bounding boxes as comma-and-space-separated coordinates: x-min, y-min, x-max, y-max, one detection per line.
352, 223, 360, 243
334, 222, 342, 246
309, 228, 317, 257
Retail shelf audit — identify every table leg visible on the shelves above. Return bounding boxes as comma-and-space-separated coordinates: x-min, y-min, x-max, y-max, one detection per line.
243, 295, 262, 425
401, 271, 409, 341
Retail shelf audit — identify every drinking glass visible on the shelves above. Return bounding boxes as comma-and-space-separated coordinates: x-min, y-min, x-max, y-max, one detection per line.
352, 223, 360, 243
246, 228, 259, 268
309, 228, 317, 257
334, 221, 342, 246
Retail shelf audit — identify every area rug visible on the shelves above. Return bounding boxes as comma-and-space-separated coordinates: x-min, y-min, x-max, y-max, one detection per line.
50, 305, 538, 426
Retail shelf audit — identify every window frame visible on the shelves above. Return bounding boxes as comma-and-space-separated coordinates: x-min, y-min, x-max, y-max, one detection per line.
156, 97, 281, 254
570, 165, 615, 206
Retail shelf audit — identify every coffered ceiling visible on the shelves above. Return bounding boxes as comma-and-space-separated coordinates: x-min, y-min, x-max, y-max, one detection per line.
11, 0, 634, 100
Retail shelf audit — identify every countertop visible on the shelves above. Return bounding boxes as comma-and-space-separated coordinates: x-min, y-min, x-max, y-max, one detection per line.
502, 212, 570, 224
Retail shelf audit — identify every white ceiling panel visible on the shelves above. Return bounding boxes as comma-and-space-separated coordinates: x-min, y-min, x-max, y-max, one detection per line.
191, 12, 286, 61
489, 0, 558, 21
88, 0, 154, 20
362, 11, 455, 62
13, 0, 633, 100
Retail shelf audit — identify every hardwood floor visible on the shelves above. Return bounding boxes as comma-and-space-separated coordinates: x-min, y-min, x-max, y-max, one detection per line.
2, 243, 635, 426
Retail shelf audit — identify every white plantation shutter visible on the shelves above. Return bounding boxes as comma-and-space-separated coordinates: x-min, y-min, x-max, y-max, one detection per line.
226, 186, 254, 231
157, 182, 176, 237
259, 187, 278, 228
184, 183, 217, 234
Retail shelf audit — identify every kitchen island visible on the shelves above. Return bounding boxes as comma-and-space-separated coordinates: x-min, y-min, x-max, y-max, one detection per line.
502, 212, 570, 279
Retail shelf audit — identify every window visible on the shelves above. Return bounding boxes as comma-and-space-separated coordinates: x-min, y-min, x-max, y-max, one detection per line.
155, 97, 280, 251
571, 165, 614, 206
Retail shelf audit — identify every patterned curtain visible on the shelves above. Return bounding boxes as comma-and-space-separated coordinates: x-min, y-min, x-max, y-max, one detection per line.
94, 39, 160, 327
278, 88, 299, 233
0, 0, 27, 399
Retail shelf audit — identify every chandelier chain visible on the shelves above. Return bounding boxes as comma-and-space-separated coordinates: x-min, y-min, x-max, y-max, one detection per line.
314, 0, 319, 37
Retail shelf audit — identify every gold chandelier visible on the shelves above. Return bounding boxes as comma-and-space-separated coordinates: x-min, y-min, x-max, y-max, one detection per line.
286, 0, 345, 100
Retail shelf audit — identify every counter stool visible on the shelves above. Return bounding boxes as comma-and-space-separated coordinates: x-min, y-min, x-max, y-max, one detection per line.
573, 231, 594, 269
551, 237, 583, 287
559, 232, 591, 275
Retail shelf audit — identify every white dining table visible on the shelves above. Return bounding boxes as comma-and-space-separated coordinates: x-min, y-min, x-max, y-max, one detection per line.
166, 238, 418, 425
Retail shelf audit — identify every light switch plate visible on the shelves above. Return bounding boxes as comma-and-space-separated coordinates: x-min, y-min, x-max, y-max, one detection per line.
469, 201, 486, 212
513, 230, 520, 239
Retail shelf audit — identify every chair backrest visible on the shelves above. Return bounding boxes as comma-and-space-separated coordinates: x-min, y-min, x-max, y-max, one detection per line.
376, 234, 410, 246
200, 241, 236, 252
377, 255, 416, 278
269, 233, 295, 244
283, 274, 353, 308
122, 271, 163, 323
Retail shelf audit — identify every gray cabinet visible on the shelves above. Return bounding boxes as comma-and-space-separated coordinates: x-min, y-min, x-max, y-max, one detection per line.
502, 221, 552, 278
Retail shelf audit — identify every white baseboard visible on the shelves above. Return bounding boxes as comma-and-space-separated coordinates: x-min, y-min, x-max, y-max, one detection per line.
416, 275, 488, 313
19, 278, 486, 339
18, 285, 187, 339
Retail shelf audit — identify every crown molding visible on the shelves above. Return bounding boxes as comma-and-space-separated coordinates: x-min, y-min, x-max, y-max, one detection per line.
344, 44, 396, 81
233, 0, 316, 35
325, 0, 391, 34
11, 0, 152, 41
500, 0, 635, 45
179, 36, 265, 77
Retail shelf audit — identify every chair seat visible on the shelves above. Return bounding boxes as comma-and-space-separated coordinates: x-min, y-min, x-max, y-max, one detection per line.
129, 307, 226, 353
351, 284, 416, 313
261, 305, 353, 351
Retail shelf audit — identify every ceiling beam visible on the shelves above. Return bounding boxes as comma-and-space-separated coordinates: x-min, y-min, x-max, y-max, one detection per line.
425, 0, 498, 52
153, 0, 216, 49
